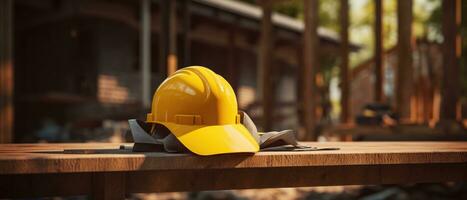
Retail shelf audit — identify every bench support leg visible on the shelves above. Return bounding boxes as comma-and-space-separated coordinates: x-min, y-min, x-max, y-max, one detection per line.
92, 172, 126, 200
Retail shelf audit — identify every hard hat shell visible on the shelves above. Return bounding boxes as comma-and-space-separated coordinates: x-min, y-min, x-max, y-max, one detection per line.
146, 66, 259, 155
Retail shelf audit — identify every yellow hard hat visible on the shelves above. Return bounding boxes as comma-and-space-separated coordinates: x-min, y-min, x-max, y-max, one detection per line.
146, 66, 259, 155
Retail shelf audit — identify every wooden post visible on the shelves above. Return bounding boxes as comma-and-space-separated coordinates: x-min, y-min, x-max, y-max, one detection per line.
0, 0, 14, 143
296, 47, 304, 139
440, 0, 461, 121
141, 0, 151, 108
92, 172, 126, 200
159, 0, 178, 77
374, 0, 384, 102
167, 0, 178, 75
181, 0, 191, 67
340, 0, 350, 123
227, 25, 239, 92
258, 1, 273, 131
303, 0, 319, 140
159, 0, 169, 77
396, 0, 413, 121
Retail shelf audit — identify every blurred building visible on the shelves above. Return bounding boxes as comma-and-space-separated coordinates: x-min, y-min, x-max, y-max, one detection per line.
351, 39, 443, 124
12, 0, 356, 142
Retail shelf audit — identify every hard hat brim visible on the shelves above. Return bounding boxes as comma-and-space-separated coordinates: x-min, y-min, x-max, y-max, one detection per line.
159, 122, 259, 155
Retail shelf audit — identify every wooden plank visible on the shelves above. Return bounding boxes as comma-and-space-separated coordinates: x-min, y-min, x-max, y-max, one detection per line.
0, 143, 123, 153
440, 0, 461, 121
303, 0, 319, 140
258, 1, 274, 131
0, 172, 125, 199
0, 0, 14, 143
374, 0, 384, 102
396, 0, 413, 120
127, 163, 467, 193
0, 142, 467, 174
1, 163, 466, 198
0, 172, 92, 198
340, 0, 350, 123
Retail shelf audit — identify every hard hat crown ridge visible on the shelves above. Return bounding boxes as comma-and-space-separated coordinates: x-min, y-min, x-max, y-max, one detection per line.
146, 66, 259, 155
147, 66, 237, 125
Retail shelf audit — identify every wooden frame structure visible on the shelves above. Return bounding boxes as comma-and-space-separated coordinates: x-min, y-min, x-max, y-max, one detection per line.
0, 0, 464, 142
396, 0, 414, 120
302, 0, 319, 140
374, 0, 384, 103
440, 0, 462, 121
340, 0, 350, 123
258, 0, 274, 131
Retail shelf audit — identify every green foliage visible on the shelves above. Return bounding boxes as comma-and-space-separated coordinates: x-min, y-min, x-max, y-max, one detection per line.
237, 0, 341, 85
236, 0, 255, 5
423, 0, 442, 41
235, 0, 466, 98
273, 0, 303, 19
318, 0, 340, 32
319, 54, 340, 87
270, 0, 342, 86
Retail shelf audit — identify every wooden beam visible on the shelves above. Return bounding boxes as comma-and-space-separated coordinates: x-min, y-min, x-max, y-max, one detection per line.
1, 142, 467, 198
1, 142, 467, 173
127, 163, 467, 193
258, 1, 274, 131
440, 0, 461, 121
16, 1, 141, 32
181, 0, 191, 67
340, 0, 350, 123
396, 0, 413, 120
141, 0, 152, 108
0, 173, 93, 198
296, 47, 304, 139
159, 0, 169, 77
303, 0, 319, 140
227, 23, 239, 92
167, 0, 178, 75
374, 0, 384, 102
2, 163, 467, 198
0, 0, 14, 143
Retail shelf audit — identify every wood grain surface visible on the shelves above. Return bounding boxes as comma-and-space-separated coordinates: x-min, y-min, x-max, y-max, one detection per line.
0, 142, 466, 174
0, 142, 466, 198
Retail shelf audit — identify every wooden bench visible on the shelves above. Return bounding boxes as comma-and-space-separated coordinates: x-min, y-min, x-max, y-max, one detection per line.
324, 125, 467, 141
1, 142, 466, 199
